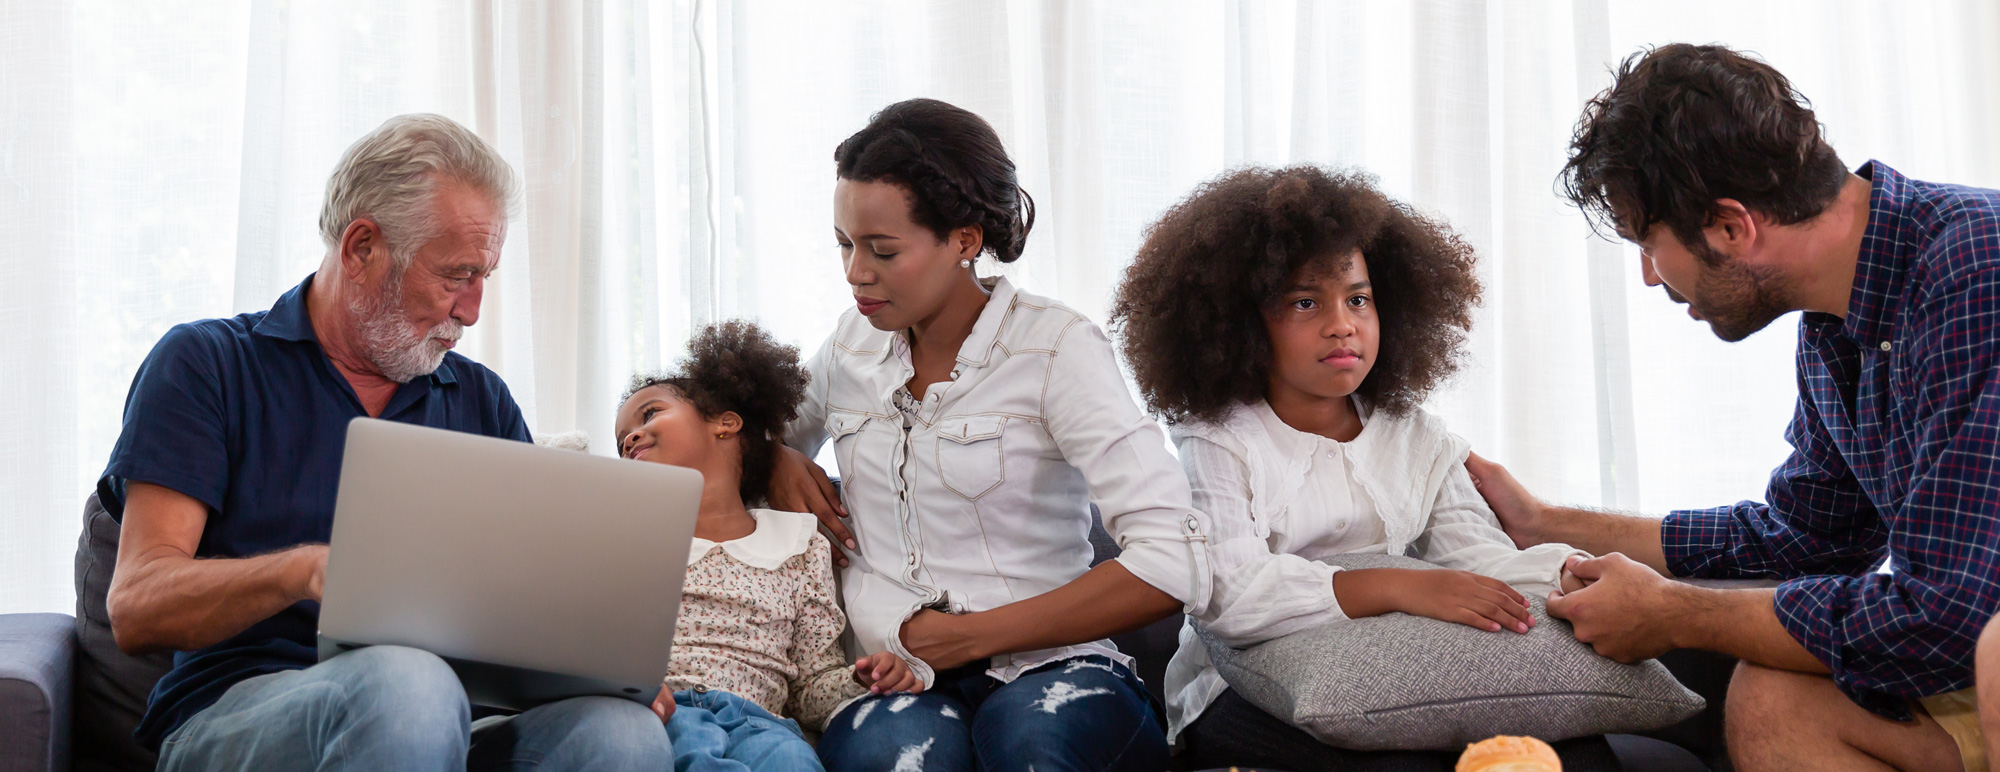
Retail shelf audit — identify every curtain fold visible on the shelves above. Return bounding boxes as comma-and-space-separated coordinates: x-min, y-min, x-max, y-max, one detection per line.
4, 0, 1999, 613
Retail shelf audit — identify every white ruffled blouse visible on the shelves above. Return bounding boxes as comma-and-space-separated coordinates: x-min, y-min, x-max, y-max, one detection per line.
1162, 399, 1588, 741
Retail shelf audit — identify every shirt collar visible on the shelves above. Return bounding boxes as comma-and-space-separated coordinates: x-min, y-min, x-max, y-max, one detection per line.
252, 274, 320, 343
871, 275, 1019, 368
253, 272, 458, 386
1827, 160, 1912, 347
686, 509, 819, 570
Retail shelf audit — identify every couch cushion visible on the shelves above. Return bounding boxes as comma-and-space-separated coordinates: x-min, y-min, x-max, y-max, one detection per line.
1198, 552, 1705, 752
72, 493, 173, 772
0, 613, 73, 772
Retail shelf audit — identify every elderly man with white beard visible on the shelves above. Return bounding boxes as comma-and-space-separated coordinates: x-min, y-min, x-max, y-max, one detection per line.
97, 114, 673, 772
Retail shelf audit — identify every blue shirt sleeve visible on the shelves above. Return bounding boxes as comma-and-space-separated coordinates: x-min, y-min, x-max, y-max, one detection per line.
1661, 367, 1887, 580
101, 322, 234, 516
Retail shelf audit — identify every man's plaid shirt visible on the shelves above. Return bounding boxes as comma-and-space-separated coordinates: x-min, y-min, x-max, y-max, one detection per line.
1663, 161, 2000, 720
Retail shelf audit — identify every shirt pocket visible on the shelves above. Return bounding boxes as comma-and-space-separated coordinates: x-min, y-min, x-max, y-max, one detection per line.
936, 414, 1007, 500
826, 411, 870, 480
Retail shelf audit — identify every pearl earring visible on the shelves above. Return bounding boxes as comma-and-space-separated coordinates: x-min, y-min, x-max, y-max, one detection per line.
960, 258, 972, 269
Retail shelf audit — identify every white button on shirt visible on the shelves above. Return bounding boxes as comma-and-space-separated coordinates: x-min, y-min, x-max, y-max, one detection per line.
787, 277, 1213, 688
1161, 399, 1585, 741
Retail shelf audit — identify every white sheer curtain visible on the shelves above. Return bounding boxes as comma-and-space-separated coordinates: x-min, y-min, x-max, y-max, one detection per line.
4, 0, 1997, 614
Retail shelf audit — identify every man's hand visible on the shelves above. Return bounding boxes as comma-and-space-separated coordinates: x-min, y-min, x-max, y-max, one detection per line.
854, 652, 924, 695
898, 609, 985, 671
767, 445, 854, 567
1465, 452, 1548, 548
649, 686, 676, 723
1545, 553, 1682, 662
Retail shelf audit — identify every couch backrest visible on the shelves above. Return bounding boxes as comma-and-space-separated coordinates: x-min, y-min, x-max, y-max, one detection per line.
72, 493, 171, 772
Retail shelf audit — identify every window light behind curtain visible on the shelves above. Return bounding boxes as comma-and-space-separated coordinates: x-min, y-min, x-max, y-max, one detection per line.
3, 0, 1997, 613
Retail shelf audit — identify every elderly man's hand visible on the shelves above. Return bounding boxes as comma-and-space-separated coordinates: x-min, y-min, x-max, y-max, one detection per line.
767, 445, 854, 567
1545, 552, 1684, 663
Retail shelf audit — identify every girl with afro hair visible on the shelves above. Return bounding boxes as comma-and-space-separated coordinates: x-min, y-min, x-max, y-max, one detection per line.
1111, 166, 1595, 768
614, 320, 918, 772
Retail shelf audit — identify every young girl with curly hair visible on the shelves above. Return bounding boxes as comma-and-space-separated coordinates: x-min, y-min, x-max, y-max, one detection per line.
1110, 166, 1595, 770
614, 321, 919, 772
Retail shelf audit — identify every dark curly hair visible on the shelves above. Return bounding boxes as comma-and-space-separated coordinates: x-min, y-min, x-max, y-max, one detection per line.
1561, 43, 1849, 257
834, 98, 1037, 263
1111, 166, 1482, 424
624, 321, 810, 505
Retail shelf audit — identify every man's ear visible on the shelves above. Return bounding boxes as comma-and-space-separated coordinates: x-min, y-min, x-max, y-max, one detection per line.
1708, 199, 1759, 253
339, 218, 387, 286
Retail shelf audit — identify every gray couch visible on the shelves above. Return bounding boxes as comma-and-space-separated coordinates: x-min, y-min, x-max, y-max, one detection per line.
0, 494, 1725, 772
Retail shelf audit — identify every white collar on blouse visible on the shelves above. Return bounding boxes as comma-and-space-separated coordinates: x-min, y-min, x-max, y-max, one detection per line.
687, 509, 819, 570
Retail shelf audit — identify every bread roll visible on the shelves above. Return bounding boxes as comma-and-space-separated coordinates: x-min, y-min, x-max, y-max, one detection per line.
1456, 735, 1560, 772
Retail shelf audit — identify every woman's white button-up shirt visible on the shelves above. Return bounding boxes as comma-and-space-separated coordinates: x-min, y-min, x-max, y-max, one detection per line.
786, 277, 1212, 688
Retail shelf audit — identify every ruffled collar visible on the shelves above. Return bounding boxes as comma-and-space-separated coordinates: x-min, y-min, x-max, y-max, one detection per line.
687, 509, 819, 570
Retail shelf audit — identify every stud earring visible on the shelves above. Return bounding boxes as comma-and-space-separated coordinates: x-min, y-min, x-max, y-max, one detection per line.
960, 258, 972, 269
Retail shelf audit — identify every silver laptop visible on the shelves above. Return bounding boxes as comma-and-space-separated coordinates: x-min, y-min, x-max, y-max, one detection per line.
318, 417, 701, 711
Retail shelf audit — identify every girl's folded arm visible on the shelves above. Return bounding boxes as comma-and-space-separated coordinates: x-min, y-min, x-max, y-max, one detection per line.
1181, 436, 1352, 646
782, 536, 865, 730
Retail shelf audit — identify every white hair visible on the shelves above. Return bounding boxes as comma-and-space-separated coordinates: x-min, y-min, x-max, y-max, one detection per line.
318, 113, 518, 271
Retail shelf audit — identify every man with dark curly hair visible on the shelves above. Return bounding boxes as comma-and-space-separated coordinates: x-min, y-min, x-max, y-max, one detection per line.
1466, 43, 2000, 772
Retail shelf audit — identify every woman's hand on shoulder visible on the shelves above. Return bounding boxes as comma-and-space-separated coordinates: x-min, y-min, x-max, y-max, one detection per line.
854, 652, 924, 695
768, 445, 854, 566
1332, 567, 1534, 634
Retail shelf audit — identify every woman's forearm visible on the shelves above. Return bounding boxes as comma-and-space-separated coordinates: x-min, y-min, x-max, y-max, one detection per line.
926, 560, 1182, 665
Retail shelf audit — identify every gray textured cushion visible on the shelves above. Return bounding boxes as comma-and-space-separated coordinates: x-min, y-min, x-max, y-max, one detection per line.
73, 493, 173, 772
0, 612, 73, 772
1199, 552, 1704, 751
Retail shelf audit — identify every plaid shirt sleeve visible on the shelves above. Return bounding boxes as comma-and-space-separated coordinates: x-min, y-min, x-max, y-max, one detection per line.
1661, 370, 1887, 581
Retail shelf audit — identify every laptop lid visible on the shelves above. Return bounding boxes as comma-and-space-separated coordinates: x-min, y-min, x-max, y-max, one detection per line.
319, 417, 700, 708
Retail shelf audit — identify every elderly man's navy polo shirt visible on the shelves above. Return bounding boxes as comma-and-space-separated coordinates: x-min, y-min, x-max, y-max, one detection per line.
98, 273, 531, 750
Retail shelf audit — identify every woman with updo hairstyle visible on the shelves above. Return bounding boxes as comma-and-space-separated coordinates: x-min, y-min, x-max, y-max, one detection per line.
768, 98, 1210, 772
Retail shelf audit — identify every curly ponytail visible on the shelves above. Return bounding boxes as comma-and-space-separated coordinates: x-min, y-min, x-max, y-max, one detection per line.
623, 321, 810, 506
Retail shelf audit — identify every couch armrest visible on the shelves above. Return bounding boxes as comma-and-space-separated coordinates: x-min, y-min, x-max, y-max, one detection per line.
0, 613, 74, 772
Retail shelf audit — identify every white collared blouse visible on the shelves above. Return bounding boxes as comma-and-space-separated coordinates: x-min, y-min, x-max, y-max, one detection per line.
1161, 399, 1589, 741
786, 277, 1213, 688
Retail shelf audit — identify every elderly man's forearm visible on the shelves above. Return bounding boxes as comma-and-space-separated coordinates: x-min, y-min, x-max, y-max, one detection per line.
108, 546, 322, 654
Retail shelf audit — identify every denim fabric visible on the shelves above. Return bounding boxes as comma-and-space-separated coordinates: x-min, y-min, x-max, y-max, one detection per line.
817, 655, 1165, 772
155, 645, 671, 772
665, 688, 822, 772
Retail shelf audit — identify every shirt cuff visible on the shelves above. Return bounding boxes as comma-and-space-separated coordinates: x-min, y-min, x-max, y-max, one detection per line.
1112, 529, 1210, 615
1771, 574, 1913, 721
1661, 507, 1736, 578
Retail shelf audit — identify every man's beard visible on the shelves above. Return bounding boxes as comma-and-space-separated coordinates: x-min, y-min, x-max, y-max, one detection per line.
1673, 240, 1793, 343
350, 272, 462, 383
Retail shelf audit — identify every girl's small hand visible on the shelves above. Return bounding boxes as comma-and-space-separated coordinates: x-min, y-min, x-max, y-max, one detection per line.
649, 686, 676, 724
1558, 556, 1593, 596
854, 652, 924, 695
1333, 567, 1533, 633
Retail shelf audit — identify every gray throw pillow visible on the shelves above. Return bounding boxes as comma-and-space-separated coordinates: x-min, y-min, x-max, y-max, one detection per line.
1198, 552, 1703, 751
73, 492, 174, 772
